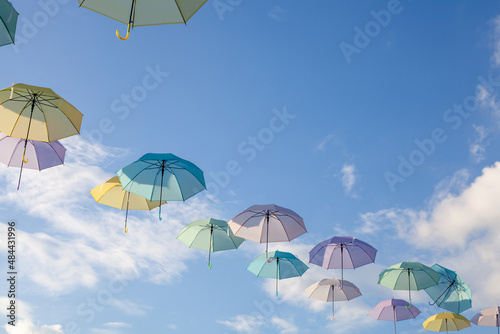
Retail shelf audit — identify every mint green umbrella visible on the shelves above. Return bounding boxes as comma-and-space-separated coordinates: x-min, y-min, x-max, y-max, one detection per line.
78, 0, 207, 40
378, 261, 441, 308
177, 218, 244, 269
0, 0, 18, 47
247, 250, 309, 296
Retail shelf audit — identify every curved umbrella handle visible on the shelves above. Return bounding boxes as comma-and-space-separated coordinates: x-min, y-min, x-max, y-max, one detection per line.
116, 24, 130, 40
22, 154, 28, 164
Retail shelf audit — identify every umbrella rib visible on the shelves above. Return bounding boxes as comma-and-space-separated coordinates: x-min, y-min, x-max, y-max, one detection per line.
8, 100, 32, 137
37, 100, 50, 141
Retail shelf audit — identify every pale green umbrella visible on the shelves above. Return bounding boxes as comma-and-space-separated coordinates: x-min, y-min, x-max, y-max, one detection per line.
378, 261, 441, 308
78, 0, 208, 40
177, 218, 245, 269
0, 0, 18, 47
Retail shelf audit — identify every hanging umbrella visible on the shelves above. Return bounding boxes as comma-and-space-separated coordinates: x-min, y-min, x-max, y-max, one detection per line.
424, 264, 471, 314
228, 204, 307, 262
116, 153, 206, 220
78, 0, 208, 40
423, 312, 470, 333
368, 298, 420, 334
309, 236, 377, 289
0, 131, 66, 170
247, 250, 308, 296
305, 277, 361, 320
471, 307, 500, 334
0, 0, 18, 47
378, 261, 441, 308
90, 176, 166, 233
0, 83, 83, 189
177, 218, 245, 268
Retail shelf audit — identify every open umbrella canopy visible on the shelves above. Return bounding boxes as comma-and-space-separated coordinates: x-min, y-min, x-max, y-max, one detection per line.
0, 132, 66, 170
368, 298, 420, 334
247, 250, 308, 295
424, 264, 472, 314
228, 204, 307, 261
116, 153, 206, 219
0, 83, 83, 142
378, 261, 441, 307
309, 236, 376, 287
78, 0, 208, 39
0, 0, 17, 47
305, 278, 361, 320
423, 312, 470, 332
471, 307, 500, 333
177, 218, 245, 268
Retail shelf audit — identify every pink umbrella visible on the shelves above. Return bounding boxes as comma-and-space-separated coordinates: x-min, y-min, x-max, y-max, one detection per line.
369, 298, 420, 334
0, 132, 66, 188
228, 204, 307, 262
471, 307, 500, 334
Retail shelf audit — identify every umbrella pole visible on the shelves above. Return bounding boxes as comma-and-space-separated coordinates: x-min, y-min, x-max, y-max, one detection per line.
266, 212, 273, 263
158, 162, 165, 220
331, 285, 335, 320
338, 244, 344, 290
393, 306, 397, 334
17, 98, 36, 190
208, 225, 213, 269
116, 0, 135, 40
124, 191, 130, 233
275, 257, 279, 296
406, 269, 412, 309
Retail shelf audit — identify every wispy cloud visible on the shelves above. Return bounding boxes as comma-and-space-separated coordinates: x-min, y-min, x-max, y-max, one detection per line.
110, 299, 153, 317
218, 314, 265, 333
270, 316, 298, 334
340, 163, 358, 197
470, 124, 489, 163
0, 298, 63, 334
103, 322, 130, 328
314, 134, 333, 152
268, 6, 286, 22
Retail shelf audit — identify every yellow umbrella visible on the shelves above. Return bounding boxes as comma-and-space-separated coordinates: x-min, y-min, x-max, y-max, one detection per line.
0, 83, 83, 189
423, 312, 470, 333
91, 176, 166, 232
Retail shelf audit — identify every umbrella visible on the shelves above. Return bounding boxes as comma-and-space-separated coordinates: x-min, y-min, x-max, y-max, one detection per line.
424, 264, 471, 314
0, 83, 83, 189
305, 278, 362, 320
90, 176, 166, 233
309, 236, 377, 289
116, 153, 206, 220
471, 307, 500, 334
78, 0, 208, 40
177, 218, 245, 268
0, 131, 66, 170
423, 312, 470, 333
378, 261, 441, 308
247, 250, 308, 296
228, 204, 307, 262
0, 0, 18, 47
368, 298, 420, 334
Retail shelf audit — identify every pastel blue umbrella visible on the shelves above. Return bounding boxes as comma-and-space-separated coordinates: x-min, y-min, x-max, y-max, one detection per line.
424, 264, 472, 314
0, 0, 18, 47
116, 153, 206, 220
247, 250, 309, 296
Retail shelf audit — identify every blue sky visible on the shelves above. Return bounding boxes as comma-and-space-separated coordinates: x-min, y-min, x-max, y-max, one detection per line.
2, 0, 500, 333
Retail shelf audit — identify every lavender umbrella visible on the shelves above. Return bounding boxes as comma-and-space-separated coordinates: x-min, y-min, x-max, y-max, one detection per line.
0, 132, 66, 188
471, 307, 500, 334
309, 236, 377, 288
369, 298, 421, 334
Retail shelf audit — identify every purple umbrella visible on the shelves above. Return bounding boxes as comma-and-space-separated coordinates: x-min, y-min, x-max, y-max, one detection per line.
471, 307, 500, 334
369, 298, 421, 334
0, 132, 66, 188
309, 236, 377, 288
228, 204, 307, 262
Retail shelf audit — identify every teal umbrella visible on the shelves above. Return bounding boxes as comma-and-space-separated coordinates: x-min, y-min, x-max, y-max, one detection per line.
0, 0, 17, 47
424, 264, 472, 314
378, 261, 441, 308
247, 250, 309, 296
177, 218, 245, 269
116, 153, 206, 220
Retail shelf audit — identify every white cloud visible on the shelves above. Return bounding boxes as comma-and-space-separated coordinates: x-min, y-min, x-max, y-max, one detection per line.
270, 316, 298, 334
314, 134, 333, 152
268, 6, 285, 22
360, 162, 500, 307
218, 315, 265, 333
470, 124, 489, 163
0, 136, 221, 297
340, 163, 358, 197
1, 298, 63, 334
103, 322, 130, 328
491, 15, 500, 67
110, 299, 153, 316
